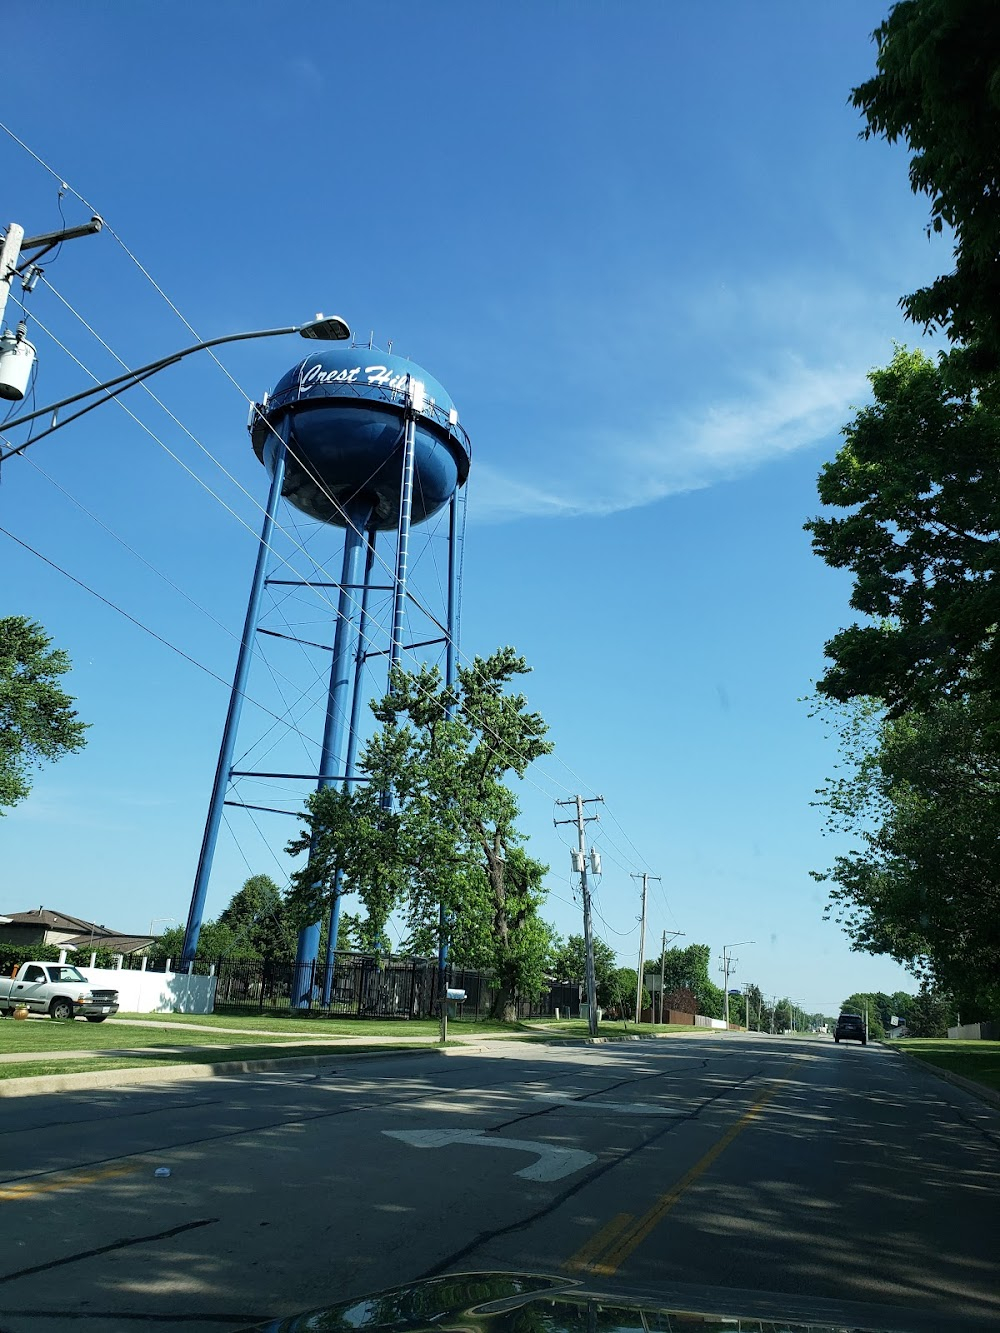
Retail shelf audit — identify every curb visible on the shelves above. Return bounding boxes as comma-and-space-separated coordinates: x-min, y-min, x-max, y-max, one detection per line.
0, 1043, 458, 1099
0, 1028, 728, 1098
881, 1044, 1000, 1111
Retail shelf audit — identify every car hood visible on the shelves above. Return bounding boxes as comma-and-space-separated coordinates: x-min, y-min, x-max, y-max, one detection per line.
241, 1270, 928, 1333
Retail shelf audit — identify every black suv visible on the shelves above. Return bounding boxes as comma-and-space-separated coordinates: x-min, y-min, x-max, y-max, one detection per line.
834, 1013, 866, 1045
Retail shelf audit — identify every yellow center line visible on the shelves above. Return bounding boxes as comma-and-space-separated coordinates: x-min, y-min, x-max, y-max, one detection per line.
575, 1082, 777, 1277
562, 1212, 634, 1272
0, 1162, 139, 1202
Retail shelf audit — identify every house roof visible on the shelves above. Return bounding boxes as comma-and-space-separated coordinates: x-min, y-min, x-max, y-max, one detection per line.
62, 932, 156, 954
1, 909, 161, 953
0, 907, 110, 934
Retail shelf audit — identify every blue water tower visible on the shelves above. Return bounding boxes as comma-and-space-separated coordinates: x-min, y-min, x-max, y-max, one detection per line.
182, 342, 471, 1000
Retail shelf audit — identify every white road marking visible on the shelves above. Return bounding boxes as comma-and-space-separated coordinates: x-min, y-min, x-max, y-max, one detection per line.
382, 1128, 596, 1181
523, 1093, 686, 1116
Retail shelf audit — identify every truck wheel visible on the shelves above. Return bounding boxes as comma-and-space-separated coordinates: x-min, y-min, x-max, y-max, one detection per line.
85, 1015, 108, 1023
49, 998, 75, 1020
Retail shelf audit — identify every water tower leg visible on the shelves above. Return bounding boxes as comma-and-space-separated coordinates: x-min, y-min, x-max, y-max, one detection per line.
388, 407, 417, 675
182, 418, 290, 965
321, 526, 377, 1006
293, 498, 375, 1008
439, 492, 461, 1006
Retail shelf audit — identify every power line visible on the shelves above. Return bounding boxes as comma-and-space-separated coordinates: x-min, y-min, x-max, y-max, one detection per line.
1, 124, 663, 880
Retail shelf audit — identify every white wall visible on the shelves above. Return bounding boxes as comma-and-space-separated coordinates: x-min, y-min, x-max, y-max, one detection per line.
79, 965, 217, 1014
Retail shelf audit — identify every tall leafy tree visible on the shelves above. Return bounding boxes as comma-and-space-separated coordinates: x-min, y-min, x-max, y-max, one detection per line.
814, 692, 1000, 1018
152, 919, 236, 963
852, 0, 1000, 362
652, 943, 724, 1018
806, 348, 1000, 714
218, 874, 295, 959
907, 986, 956, 1035
550, 933, 617, 1005
0, 616, 88, 813
288, 648, 554, 1020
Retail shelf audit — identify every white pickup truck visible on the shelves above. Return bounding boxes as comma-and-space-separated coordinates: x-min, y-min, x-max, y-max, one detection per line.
0, 962, 120, 1021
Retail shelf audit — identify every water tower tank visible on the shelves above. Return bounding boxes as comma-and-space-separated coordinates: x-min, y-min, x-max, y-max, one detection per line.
250, 347, 471, 530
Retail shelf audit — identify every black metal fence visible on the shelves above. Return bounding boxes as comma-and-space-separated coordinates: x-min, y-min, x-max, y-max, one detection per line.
0, 946, 583, 1021
207, 953, 581, 1020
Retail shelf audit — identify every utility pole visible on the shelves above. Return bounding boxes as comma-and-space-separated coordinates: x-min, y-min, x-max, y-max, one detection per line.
630, 872, 660, 1023
555, 795, 603, 1037
721, 940, 754, 1029
1, 215, 102, 328
1, 216, 102, 402
656, 928, 685, 1024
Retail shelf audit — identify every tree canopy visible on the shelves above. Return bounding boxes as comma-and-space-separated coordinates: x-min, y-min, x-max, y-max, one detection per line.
217, 874, 295, 959
852, 0, 1000, 362
0, 616, 88, 813
648, 943, 725, 1019
288, 648, 554, 1020
550, 933, 618, 1005
814, 692, 1000, 1018
805, 347, 1000, 715
152, 874, 294, 962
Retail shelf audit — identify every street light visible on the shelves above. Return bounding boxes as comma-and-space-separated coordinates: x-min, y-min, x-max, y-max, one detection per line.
0, 313, 351, 463
721, 940, 755, 1029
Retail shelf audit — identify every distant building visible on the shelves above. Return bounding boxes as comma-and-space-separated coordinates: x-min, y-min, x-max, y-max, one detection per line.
0, 908, 155, 956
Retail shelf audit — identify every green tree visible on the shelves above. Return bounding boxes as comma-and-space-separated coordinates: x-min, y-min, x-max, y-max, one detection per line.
814, 692, 1000, 1018
852, 0, 1000, 362
805, 348, 1000, 715
550, 933, 618, 1006
151, 919, 236, 963
218, 874, 294, 959
653, 943, 725, 1018
907, 986, 956, 1035
840, 993, 887, 1039
891, 990, 915, 1024
0, 616, 88, 813
288, 649, 554, 1021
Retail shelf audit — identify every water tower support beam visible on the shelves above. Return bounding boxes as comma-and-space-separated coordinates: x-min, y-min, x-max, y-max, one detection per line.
389, 397, 418, 679
182, 418, 291, 965
439, 491, 461, 1004
321, 525, 377, 1005
293, 497, 374, 1008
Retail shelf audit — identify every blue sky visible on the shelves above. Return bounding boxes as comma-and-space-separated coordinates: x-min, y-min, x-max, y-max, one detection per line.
1, 1, 948, 1013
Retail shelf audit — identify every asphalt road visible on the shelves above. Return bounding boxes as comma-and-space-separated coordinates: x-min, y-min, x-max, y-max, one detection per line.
0, 1032, 997, 1332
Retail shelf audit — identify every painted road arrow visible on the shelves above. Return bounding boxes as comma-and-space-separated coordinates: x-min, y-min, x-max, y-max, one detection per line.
382, 1128, 596, 1181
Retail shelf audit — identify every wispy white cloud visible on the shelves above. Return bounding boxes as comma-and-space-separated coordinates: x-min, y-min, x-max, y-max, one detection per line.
469, 353, 867, 524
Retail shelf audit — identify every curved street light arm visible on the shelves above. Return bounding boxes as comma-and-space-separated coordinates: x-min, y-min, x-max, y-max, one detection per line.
1, 324, 303, 435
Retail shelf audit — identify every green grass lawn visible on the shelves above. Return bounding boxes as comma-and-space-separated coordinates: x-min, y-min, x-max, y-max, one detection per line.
0, 1019, 340, 1056
0, 1041, 421, 1081
115, 1011, 528, 1038
896, 1039, 1000, 1093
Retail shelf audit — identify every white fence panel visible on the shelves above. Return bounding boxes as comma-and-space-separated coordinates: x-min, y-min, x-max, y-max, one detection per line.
79, 966, 216, 1014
